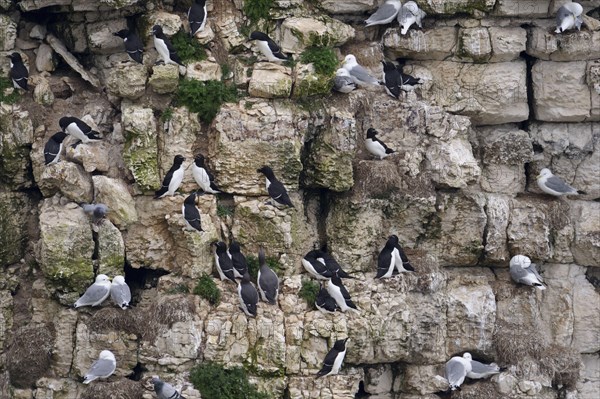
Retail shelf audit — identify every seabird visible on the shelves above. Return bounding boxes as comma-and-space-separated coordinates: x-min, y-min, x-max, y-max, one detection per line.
192, 154, 220, 194
212, 241, 236, 282
302, 250, 334, 280
326, 276, 359, 313
59, 116, 102, 144
152, 25, 184, 66
113, 29, 144, 64
257, 247, 279, 305
467, 359, 504, 380
445, 352, 473, 391
315, 283, 339, 313
537, 168, 583, 196
509, 255, 546, 290
365, 128, 395, 160
398, 1, 427, 35
237, 272, 259, 317
182, 192, 203, 232
152, 377, 186, 399
319, 246, 354, 279
83, 350, 117, 384
154, 155, 185, 199
333, 68, 357, 94
110, 275, 131, 310
376, 236, 397, 279
257, 165, 294, 208
316, 338, 349, 378
74, 274, 111, 308
381, 60, 402, 99
249, 31, 290, 63
342, 54, 380, 87
82, 203, 109, 225
189, 0, 207, 37
228, 240, 248, 278
6, 52, 28, 90
365, 0, 402, 27
391, 235, 415, 272
555, 2, 583, 33
44, 132, 68, 165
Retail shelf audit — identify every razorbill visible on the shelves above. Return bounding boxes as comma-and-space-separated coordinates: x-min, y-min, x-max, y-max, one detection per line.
152, 377, 185, 399
509, 255, 546, 290
59, 116, 102, 144
342, 54, 380, 86
316, 338, 348, 378
326, 276, 359, 313
192, 154, 220, 194
467, 359, 505, 380
152, 25, 184, 66
228, 240, 248, 278
365, 128, 395, 160
6, 52, 28, 90
381, 60, 402, 99
391, 235, 415, 272
44, 132, 68, 165
249, 31, 290, 63
398, 1, 427, 35
212, 241, 236, 282
319, 246, 353, 279
154, 155, 185, 199
110, 275, 131, 310
257, 165, 294, 208
302, 250, 334, 280
189, 0, 207, 37
555, 2, 583, 33
113, 29, 144, 64
257, 247, 279, 305
365, 0, 402, 27
182, 192, 203, 232
376, 236, 397, 279
83, 350, 117, 384
315, 283, 339, 313
74, 274, 111, 308
238, 272, 259, 317
445, 352, 472, 391
537, 168, 583, 196
333, 68, 357, 94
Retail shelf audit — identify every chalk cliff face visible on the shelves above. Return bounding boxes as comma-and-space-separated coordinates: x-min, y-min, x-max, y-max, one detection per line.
0, 0, 599, 398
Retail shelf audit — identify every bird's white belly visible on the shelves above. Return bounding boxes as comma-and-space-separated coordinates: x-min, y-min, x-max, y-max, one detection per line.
365, 139, 386, 158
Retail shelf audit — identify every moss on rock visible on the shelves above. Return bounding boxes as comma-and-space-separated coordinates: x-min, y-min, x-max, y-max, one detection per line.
122, 105, 160, 192
0, 192, 30, 266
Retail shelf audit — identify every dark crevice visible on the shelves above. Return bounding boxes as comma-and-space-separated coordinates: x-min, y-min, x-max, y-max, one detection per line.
520, 50, 537, 128
479, 201, 489, 266
124, 260, 169, 292
524, 162, 532, 193
354, 380, 371, 398
126, 362, 147, 381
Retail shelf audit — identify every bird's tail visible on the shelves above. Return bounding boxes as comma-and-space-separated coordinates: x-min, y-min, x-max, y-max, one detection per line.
88, 131, 102, 140
534, 283, 546, 290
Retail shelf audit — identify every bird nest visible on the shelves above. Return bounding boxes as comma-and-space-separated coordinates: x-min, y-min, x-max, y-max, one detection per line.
80, 379, 144, 399
453, 380, 504, 399
6, 324, 55, 388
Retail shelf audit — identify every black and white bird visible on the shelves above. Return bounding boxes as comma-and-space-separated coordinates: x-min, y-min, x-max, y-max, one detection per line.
44, 132, 68, 165
154, 155, 185, 199
192, 154, 220, 194
7, 52, 28, 91
152, 377, 186, 399
110, 275, 131, 310
257, 247, 279, 305
365, 128, 395, 160
302, 250, 333, 280
376, 236, 397, 279
74, 274, 111, 308
228, 241, 248, 278
326, 276, 359, 313
249, 31, 290, 63
316, 338, 349, 378
333, 68, 357, 94
445, 352, 473, 391
381, 60, 402, 99
238, 272, 259, 317
319, 246, 353, 279
315, 284, 339, 313
83, 350, 117, 384
537, 168, 583, 197
467, 359, 504, 380
398, 1, 427, 35
113, 29, 143, 64
391, 235, 415, 272
212, 241, 236, 282
59, 116, 102, 144
509, 255, 546, 290
365, 0, 402, 27
188, 0, 207, 37
257, 165, 294, 208
555, 2, 583, 33
182, 192, 203, 232
397, 69, 422, 92
152, 25, 184, 66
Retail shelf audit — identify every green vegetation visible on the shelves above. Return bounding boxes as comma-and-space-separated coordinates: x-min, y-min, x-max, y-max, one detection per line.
161, 107, 174, 122
217, 204, 234, 217
171, 29, 207, 64
190, 362, 270, 399
300, 46, 338, 76
167, 283, 189, 294
193, 273, 221, 305
246, 254, 283, 280
174, 79, 238, 124
243, 0, 273, 24
298, 279, 320, 308
0, 77, 20, 104
221, 63, 232, 80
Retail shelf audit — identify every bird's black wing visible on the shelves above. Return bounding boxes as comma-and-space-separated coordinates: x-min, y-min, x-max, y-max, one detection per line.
376, 250, 394, 278
400, 72, 421, 86
126, 33, 144, 64
189, 3, 206, 35
266, 38, 289, 60
163, 37, 184, 66
316, 287, 338, 311
316, 348, 337, 378
396, 245, 414, 271
232, 253, 248, 276
184, 205, 203, 231
154, 164, 177, 198
268, 180, 294, 207
323, 253, 352, 278
44, 139, 61, 165
338, 281, 358, 309
241, 284, 259, 315
375, 137, 394, 154
384, 69, 402, 99
10, 62, 29, 90
217, 253, 236, 282
259, 268, 279, 304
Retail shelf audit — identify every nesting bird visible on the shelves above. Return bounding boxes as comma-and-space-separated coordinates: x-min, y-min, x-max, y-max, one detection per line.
365, 128, 395, 160
192, 154, 220, 194
110, 275, 131, 310
342, 54, 380, 87
83, 350, 117, 384
257, 165, 294, 208
315, 283, 339, 313
59, 116, 102, 144
302, 250, 333, 280
509, 255, 546, 290
6, 52, 28, 90
537, 168, 582, 197
212, 241, 236, 283
326, 276, 359, 313
182, 192, 203, 232
152, 25, 184, 66
74, 274, 111, 308
44, 132, 68, 165
365, 0, 402, 27
237, 272, 259, 317
398, 1, 427, 35
445, 352, 473, 391
113, 29, 144, 64
319, 247, 353, 279
467, 359, 504, 380
316, 338, 349, 378
555, 2, 583, 33
332, 68, 357, 94
249, 31, 290, 63
257, 247, 279, 305
154, 155, 185, 199
188, 0, 207, 37
228, 240, 249, 278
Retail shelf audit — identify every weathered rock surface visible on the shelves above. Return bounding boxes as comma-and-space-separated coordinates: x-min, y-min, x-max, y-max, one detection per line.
248, 63, 293, 99
280, 16, 355, 53
92, 175, 138, 228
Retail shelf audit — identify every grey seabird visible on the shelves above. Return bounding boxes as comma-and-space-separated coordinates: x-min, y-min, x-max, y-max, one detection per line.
445, 352, 472, 391
110, 275, 131, 310
342, 54, 380, 87
333, 68, 357, 94
257, 247, 279, 305
509, 255, 545, 290
398, 1, 427, 35
365, 0, 402, 27
238, 272, 259, 317
83, 350, 117, 384
74, 274, 111, 308
537, 168, 583, 197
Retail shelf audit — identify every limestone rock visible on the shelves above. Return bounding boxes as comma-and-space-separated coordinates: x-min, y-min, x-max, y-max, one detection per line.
318, 0, 376, 13
456, 27, 492, 62
527, 28, 600, 61
571, 201, 600, 267
383, 27, 458, 61
248, 63, 293, 99
39, 161, 93, 203
0, 14, 16, 51
47, 34, 100, 87
213, 15, 246, 51
99, 0, 140, 8
105, 63, 147, 99
507, 198, 553, 260
92, 175, 138, 229
400, 365, 450, 394
145, 11, 183, 37
95, 219, 125, 277
67, 141, 111, 173
364, 364, 393, 395
484, 194, 511, 264
87, 19, 127, 54
149, 64, 180, 94
122, 104, 159, 192
286, 373, 362, 399
292, 63, 333, 98
35, 43, 55, 72
426, 137, 480, 189
38, 200, 95, 301
186, 61, 222, 81
0, 105, 34, 189
280, 16, 355, 53
32, 75, 54, 106
0, 192, 31, 266
488, 27, 527, 62
29, 24, 47, 40
424, 0, 495, 14
194, 24, 215, 45
493, 0, 552, 17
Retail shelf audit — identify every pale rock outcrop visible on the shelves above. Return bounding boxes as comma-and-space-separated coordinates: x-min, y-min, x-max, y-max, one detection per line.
318, 0, 376, 13
0, 192, 31, 266
67, 141, 111, 173
293, 63, 334, 98
248, 63, 293, 98
149, 64, 180, 94
122, 103, 159, 192
105, 63, 147, 99
578, 354, 600, 398
456, 27, 492, 62
39, 161, 94, 203
280, 16, 355, 53
425, 137, 480, 189
31, 75, 54, 106
484, 194, 511, 264
399, 364, 449, 394
383, 27, 458, 60
186, 61, 222, 81
0, 14, 16, 51
35, 43, 55, 72
286, 373, 363, 399
488, 26, 527, 62
47, 34, 100, 87
570, 201, 600, 267
145, 11, 183, 37
492, 0, 552, 17
92, 175, 138, 228
213, 15, 246, 50
364, 364, 393, 395
99, 0, 140, 8
86, 19, 127, 54
0, 105, 34, 189
426, 0, 495, 14
507, 198, 554, 260
527, 28, 600, 61
95, 219, 125, 277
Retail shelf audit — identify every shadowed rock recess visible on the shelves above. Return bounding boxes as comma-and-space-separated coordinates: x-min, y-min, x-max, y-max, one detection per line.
1, 0, 599, 398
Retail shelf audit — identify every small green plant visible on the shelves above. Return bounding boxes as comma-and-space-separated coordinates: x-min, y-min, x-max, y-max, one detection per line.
246, 254, 283, 280
300, 46, 338, 76
193, 274, 221, 306
190, 362, 270, 399
0, 77, 20, 104
298, 279, 320, 308
221, 63, 232, 80
217, 204, 234, 217
167, 283, 189, 294
175, 79, 238, 123
161, 107, 174, 122
243, 0, 273, 24
171, 29, 207, 64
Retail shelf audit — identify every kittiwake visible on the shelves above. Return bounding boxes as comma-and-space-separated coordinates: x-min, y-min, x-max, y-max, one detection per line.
537, 168, 583, 197
74, 274, 111, 308
555, 2, 583, 33
509, 255, 546, 290
398, 1, 427, 35
365, 0, 402, 27
82, 350, 116, 384
342, 54, 380, 87
467, 359, 504, 379
152, 376, 186, 399
110, 275, 131, 309
333, 68, 357, 94
445, 352, 472, 391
